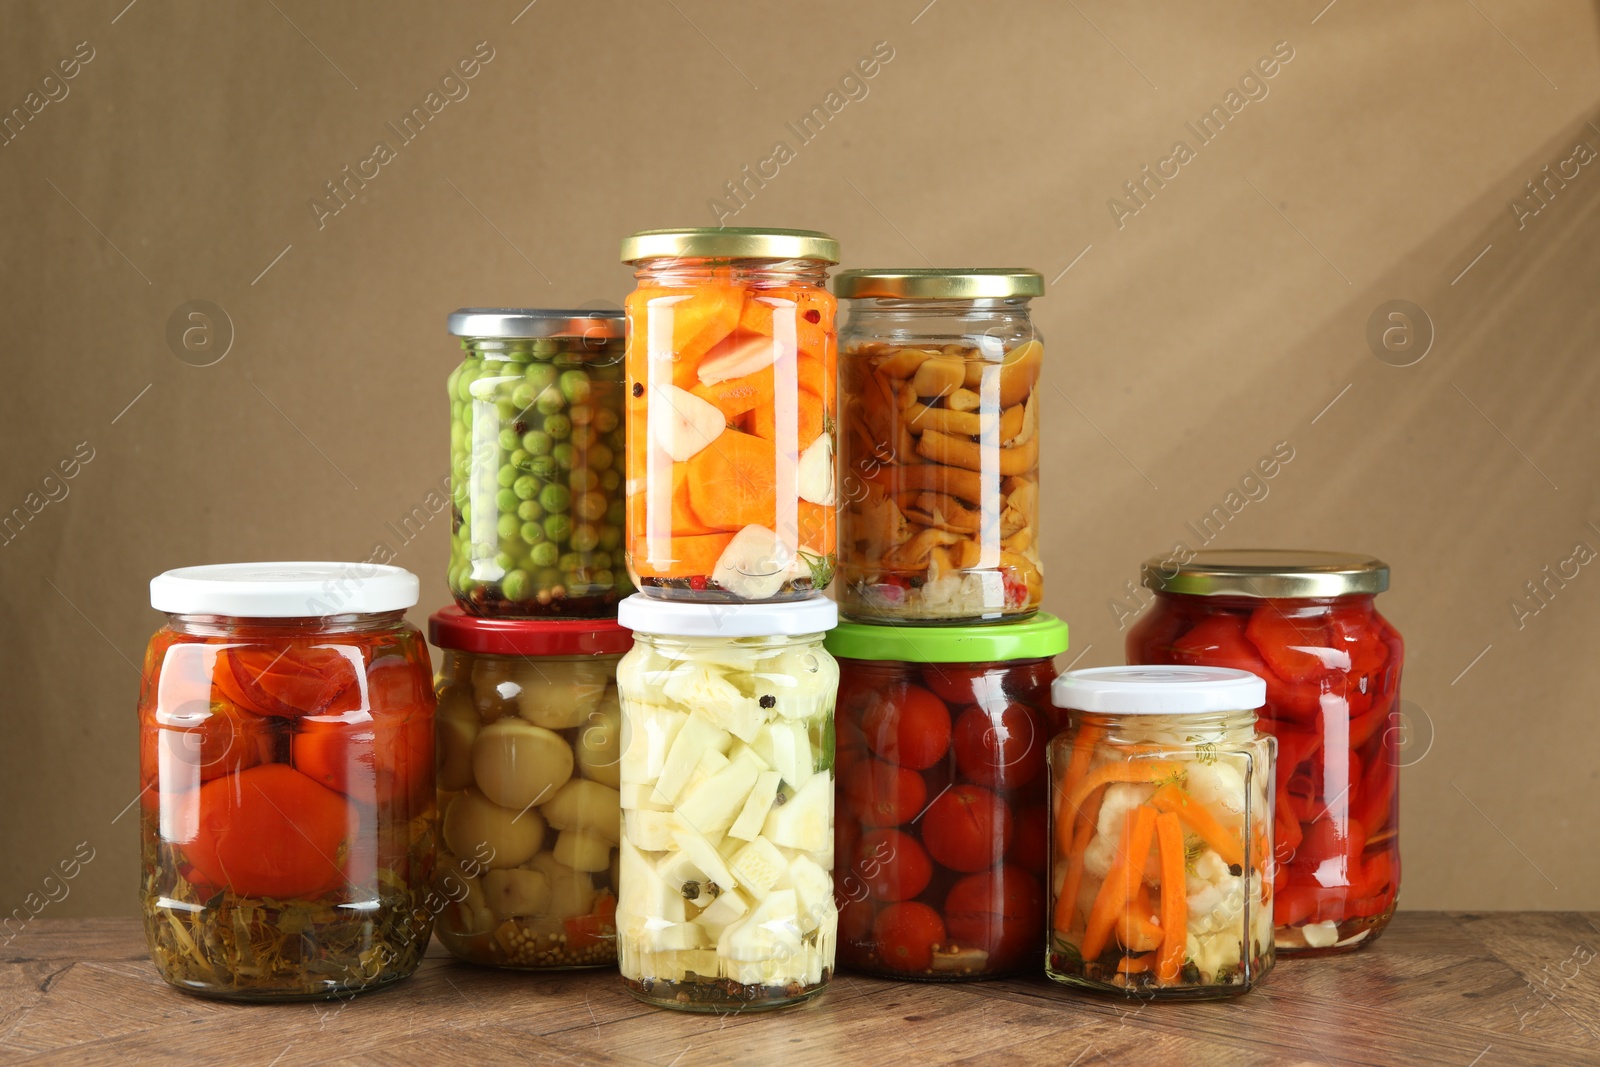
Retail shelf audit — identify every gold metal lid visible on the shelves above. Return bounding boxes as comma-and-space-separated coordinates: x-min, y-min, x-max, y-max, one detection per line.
1142, 549, 1390, 598
620, 227, 839, 265
833, 268, 1045, 300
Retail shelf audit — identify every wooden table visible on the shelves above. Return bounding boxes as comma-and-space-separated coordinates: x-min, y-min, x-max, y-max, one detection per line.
2, 914, 1596, 1065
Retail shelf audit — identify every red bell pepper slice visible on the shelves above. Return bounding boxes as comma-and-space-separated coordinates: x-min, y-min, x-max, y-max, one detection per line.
1245, 606, 1331, 682
218, 645, 362, 718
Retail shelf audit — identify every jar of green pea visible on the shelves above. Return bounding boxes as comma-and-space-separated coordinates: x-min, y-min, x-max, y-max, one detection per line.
448, 309, 631, 617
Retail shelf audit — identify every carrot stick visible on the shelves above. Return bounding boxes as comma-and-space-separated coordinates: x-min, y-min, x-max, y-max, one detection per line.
1052, 788, 1103, 935
1054, 726, 1105, 853
1081, 805, 1156, 960
1118, 883, 1164, 952
1149, 782, 1245, 868
1117, 953, 1155, 975
1155, 811, 1188, 984
1068, 760, 1185, 813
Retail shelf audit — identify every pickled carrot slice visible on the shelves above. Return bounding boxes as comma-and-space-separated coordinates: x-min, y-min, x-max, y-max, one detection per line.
1149, 782, 1245, 869
1081, 804, 1156, 960
691, 365, 775, 420
749, 388, 824, 449
1154, 811, 1188, 983
631, 532, 735, 579
685, 429, 778, 530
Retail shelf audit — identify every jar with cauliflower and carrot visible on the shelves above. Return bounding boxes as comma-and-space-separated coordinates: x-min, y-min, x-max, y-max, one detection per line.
835, 269, 1044, 624
428, 606, 632, 969
613, 595, 839, 1010
620, 228, 838, 603
1047, 666, 1275, 998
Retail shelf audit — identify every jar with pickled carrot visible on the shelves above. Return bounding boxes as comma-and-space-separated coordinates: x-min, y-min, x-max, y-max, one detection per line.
620, 228, 838, 602
834, 269, 1044, 624
1126, 550, 1403, 955
1047, 667, 1275, 998
139, 563, 436, 1000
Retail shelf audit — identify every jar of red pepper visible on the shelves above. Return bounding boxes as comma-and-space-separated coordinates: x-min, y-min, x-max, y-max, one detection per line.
139, 563, 436, 999
824, 614, 1067, 979
1126, 550, 1403, 954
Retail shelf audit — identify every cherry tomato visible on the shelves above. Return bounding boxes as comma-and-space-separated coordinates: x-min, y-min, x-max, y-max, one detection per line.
838, 896, 876, 946
836, 669, 882, 717
943, 864, 1043, 968
216, 644, 362, 718
856, 828, 932, 901
921, 785, 1012, 873
184, 763, 354, 899
862, 684, 951, 770
843, 759, 927, 827
873, 901, 946, 973
952, 703, 1043, 788
922, 664, 1003, 707
1008, 804, 1049, 875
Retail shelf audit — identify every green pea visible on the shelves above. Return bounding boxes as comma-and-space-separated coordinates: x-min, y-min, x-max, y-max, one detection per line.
539, 483, 571, 514
599, 469, 620, 493
570, 524, 600, 553
590, 551, 612, 571
460, 500, 472, 524
593, 408, 619, 434
531, 542, 560, 568
493, 427, 516, 453
497, 569, 528, 601
599, 525, 621, 551
558, 552, 581, 572
495, 550, 517, 571
450, 423, 467, 451
587, 443, 614, 471
524, 363, 558, 390
530, 455, 560, 481
497, 513, 520, 540
446, 363, 463, 396
496, 399, 519, 422
451, 399, 464, 422
497, 464, 517, 488
521, 429, 552, 455
453, 483, 469, 508
570, 425, 598, 450
569, 403, 594, 427
569, 467, 599, 494
575, 490, 607, 523
455, 364, 481, 403
606, 501, 626, 527
496, 487, 519, 514
532, 338, 561, 360
544, 414, 572, 441
513, 474, 538, 501
605, 429, 626, 454
596, 569, 617, 591
516, 499, 543, 522
543, 514, 572, 544
520, 521, 545, 545
508, 448, 531, 473
535, 385, 566, 415
553, 443, 575, 471
512, 382, 537, 409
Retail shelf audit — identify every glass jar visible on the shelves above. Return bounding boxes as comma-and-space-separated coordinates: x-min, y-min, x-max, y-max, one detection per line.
138, 563, 435, 1001
426, 606, 632, 969
447, 308, 630, 617
620, 228, 839, 603
1126, 550, 1403, 955
834, 269, 1045, 624
613, 595, 839, 1010
825, 614, 1067, 980
1047, 667, 1275, 998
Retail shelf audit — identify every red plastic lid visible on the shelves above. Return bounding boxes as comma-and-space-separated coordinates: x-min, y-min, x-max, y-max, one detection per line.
428, 605, 633, 657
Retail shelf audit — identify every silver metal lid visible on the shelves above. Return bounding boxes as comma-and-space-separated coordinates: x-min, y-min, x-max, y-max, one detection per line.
446, 308, 624, 339
1142, 549, 1390, 598
834, 268, 1045, 300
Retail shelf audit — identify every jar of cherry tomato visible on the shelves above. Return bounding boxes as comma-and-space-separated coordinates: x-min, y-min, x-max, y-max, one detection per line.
825, 614, 1067, 979
834, 269, 1045, 624
620, 228, 839, 603
139, 563, 436, 1000
614, 595, 839, 1011
1127, 550, 1403, 954
447, 308, 630, 617
1048, 666, 1275, 998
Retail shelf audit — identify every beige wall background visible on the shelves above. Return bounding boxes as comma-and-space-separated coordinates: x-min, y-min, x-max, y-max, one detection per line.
2, 0, 1597, 919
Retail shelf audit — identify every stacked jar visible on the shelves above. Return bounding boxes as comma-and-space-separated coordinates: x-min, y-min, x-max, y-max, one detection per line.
830, 268, 1063, 982
431, 309, 635, 973
615, 227, 844, 1010
1126, 550, 1403, 954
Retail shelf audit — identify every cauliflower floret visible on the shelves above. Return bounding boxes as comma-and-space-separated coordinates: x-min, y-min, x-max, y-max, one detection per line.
1082, 783, 1157, 880
1184, 760, 1248, 833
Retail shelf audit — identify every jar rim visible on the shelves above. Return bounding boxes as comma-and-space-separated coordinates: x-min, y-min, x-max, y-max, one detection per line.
429, 605, 632, 656
1052, 665, 1266, 714
617, 593, 837, 638
826, 613, 1066, 663
620, 227, 839, 265
1142, 548, 1389, 598
446, 307, 623, 340
150, 562, 418, 617
834, 268, 1044, 300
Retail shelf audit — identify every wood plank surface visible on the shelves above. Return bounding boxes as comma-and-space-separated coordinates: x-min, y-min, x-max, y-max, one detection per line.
2, 914, 1596, 1066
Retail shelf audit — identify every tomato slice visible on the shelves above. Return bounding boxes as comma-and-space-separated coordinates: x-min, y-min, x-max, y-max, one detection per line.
184, 763, 354, 900
218, 645, 362, 718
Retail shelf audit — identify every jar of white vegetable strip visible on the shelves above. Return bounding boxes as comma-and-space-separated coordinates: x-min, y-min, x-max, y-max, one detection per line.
835, 269, 1044, 624
614, 594, 839, 1010
1047, 666, 1276, 998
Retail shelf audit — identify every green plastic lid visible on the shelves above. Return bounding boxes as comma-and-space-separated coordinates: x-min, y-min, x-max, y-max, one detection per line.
825, 613, 1068, 664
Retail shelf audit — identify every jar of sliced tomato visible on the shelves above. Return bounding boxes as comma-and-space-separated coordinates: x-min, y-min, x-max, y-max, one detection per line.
1048, 667, 1275, 998
427, 606, 631, 969
1126, 550, 1403, 955
447, 308, 631, 617
826, 614, 1066, 979
139, 563, 435, 1000
834, 269, 1045, 624
620, 228, 838, 602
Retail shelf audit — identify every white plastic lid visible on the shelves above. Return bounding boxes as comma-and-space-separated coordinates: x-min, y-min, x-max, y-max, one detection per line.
617, 594, 838, 638
150, 562, 420, 617
1052, 666, 1266, 714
